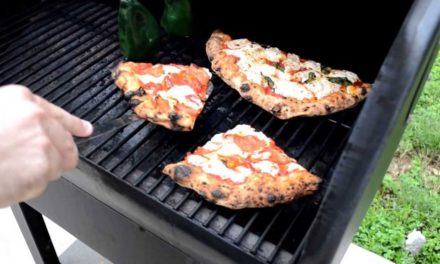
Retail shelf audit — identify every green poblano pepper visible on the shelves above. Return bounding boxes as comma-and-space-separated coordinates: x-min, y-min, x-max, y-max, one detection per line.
160, 0, 192, 37
118, 0, 160, 61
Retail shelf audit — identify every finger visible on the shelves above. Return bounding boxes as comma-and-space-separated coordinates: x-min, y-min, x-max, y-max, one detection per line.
41, 116, 79, 176
33, 95, 93, 137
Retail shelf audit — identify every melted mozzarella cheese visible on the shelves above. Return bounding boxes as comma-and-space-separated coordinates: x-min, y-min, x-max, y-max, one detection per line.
304, 77, 340, 99
138, 74, 165, 84
203, 132, 248, 157
285, 54, 300, 69
226, 124, 270, 143
202, 68, 213, 79
224, 39, 362, 100
264, 47, 284, 61
327, 70, 359, 83
203, 134, 223, 151
158, 85, 203, 110
300, 60, 320, 71
138, 65, 182, 84
187, 154, 208, 167
187, 155, 251, 183
251, 151, 271, 160
216, 139, 247, 157
287, 162, 305, 172
252, 160, 280, 176
275, 80, 313, 100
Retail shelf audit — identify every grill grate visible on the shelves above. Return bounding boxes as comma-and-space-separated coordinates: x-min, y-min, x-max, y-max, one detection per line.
0, 1, 361, 263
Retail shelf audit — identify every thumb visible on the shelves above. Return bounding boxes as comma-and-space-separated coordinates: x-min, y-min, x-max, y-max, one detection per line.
34, 95, 93, 137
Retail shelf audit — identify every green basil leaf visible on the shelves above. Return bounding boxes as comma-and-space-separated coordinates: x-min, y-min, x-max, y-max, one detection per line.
272, 62, 285, 72
327, 77, 353, 86
321, 66, 332, 75
263, 75, 275, 90
305, 72, 316, 83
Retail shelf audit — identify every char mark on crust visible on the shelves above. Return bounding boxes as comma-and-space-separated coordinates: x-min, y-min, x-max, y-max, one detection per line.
324, 104, 334, 114
361, 87, 368, 96
124, 89, 145, 99
271, 105, 281, 115
211, 189, 225, 199
111, 69, 121, 80
128, 98, 142, 107
240, 84, 250, 92
267, 193, 276, 204
173, 165, 192, 180
168, 112, 180, 123
243, 95, 252, 102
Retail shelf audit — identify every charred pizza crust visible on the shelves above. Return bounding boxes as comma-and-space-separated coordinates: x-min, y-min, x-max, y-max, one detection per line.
163, 162, 319, 209
206, 31, 372, 119
113, 62, 212, 131
163, 125, 321, 209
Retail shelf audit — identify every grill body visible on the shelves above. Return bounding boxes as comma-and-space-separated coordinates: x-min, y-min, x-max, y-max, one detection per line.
1, 1, 439, 263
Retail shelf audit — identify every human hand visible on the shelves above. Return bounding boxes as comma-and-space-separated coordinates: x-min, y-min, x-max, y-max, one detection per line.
0, 85, 93, 207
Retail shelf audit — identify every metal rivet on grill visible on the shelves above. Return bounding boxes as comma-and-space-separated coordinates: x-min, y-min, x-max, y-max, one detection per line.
240, 84, 250, 92
212, 189, 224, 199
173, 165, 192, 180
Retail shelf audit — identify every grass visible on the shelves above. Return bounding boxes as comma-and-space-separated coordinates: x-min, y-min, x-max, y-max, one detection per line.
353, 51, 440, 264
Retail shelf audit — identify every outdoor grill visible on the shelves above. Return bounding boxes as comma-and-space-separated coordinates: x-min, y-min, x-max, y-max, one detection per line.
1, 0, 439, 263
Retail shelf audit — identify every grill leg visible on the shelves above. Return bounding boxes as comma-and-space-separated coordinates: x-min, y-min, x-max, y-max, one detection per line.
11, 203, 60, 264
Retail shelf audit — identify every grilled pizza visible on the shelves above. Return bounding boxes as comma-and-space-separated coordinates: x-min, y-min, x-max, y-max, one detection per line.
163, 124, 320, 209
113, 62, 212, 131
206, 31, 372, 119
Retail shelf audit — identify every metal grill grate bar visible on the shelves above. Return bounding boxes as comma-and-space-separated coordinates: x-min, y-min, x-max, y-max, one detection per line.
218, 214, 238, 236
95, 123, 148, 164
267, 204, 308, 263
188, 201, 205, 219
250, 209, 283, 254
0, 1, 79, 52
172, 191, 190, 210
80, 109, 132, 155
233, 212, 260, 244
102, 125, 159, 171
2, 20, 118, 86
0, 3, 104, 68
0, 2, 47, 32
31, 38, 119, 95
77, 90, 124, 121
59, 76, 115, 108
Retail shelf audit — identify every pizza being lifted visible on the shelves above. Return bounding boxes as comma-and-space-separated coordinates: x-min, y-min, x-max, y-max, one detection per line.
163, 124, 320, 209
113, 62, 212, 131
206, 31, 372, 119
